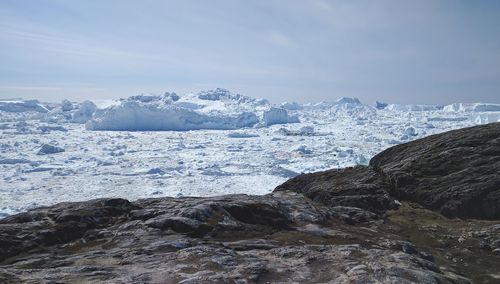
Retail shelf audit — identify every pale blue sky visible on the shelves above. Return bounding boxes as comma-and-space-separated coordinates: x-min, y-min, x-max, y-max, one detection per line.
1, 0, 499, 104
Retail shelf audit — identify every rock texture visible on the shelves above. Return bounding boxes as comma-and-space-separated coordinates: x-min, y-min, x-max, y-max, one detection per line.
275, 166, 398, 216
279, 122, 500, 220
370, 122, 500, 219
1, 123, 499, 283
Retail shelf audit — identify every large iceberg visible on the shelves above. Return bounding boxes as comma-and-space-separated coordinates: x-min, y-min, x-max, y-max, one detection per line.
87, 101, 259, 131
86, 89, 297, 131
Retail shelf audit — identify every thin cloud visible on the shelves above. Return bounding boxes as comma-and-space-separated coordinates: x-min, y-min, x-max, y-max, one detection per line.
0, 23, 173, 63
266, 31, 293, 47
311, 0, 334, 12
0, 85, 63, 91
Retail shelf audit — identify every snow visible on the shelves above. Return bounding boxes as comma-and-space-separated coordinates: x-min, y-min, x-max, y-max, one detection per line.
1, 89, 499, 218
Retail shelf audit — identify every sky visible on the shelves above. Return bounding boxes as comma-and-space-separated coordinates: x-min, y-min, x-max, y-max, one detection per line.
0, 0, 499, 105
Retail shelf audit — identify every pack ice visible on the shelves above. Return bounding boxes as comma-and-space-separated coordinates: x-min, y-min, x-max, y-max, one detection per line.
1, 88, 499, 218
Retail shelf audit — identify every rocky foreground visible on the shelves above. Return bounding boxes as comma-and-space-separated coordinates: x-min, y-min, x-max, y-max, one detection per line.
1, 123, 499, 283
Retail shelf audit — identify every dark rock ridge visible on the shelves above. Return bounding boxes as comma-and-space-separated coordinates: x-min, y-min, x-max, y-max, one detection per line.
278, 122, 500, 220
1, 123, 499, 283
274, 166, 398, 216
370, 122, 500, 219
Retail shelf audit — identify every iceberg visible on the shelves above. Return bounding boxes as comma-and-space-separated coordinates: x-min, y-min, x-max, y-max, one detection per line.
385, 104, 442, 112
443, 103, 500, 112
262, 107, 299, 126
86, 89, 301, 131
280, 101, 303, 110
87, 101, 259, 131
0, 100, 49, 113
72, 101, 97, 123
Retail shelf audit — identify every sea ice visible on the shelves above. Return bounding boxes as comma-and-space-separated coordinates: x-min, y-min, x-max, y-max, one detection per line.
1, 89, 499, 218
37, 144, 65, 155
443, 103, 500, 112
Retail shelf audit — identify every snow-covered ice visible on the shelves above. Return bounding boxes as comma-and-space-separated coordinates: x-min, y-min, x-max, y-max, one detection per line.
1, 88, 499, 217
86, 89, 294, 131
0, 99, 49, 113
443, 103, 500, 112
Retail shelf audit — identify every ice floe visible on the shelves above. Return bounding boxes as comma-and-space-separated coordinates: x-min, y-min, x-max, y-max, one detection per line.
1, 88, 499, 217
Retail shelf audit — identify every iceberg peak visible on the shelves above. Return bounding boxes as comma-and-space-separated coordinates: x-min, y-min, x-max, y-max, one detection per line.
336, 97, 361, 105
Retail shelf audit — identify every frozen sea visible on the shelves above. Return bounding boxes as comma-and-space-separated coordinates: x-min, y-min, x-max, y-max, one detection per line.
1, 89, 499, 218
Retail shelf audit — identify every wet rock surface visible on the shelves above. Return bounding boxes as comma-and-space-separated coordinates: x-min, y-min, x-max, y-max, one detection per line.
1, 123, 499, 283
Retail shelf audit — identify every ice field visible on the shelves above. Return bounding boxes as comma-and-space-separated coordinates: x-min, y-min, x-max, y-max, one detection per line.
1, 88, 499, 218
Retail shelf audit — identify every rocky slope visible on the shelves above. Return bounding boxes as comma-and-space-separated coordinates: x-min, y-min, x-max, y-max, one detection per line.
277, 122, 500, 220
1, 123, 499, 283
370, 122, 500, 219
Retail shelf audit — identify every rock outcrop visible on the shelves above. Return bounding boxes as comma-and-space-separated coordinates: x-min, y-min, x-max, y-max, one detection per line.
370, 122, 500, 219
275, 166, 398, 216
279, 123, 500, 220
1, 123, 499, 283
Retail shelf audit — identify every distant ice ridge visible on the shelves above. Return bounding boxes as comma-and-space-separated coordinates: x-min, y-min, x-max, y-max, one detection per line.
470, 113, 500, 123
86, 89, 297, 131
442, 103, 500, 123
280, 102, 303, 110
384, 104, 442, 112
302, 97, 362, 110
443, 103, 500, 112
2, 90, 500, 129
